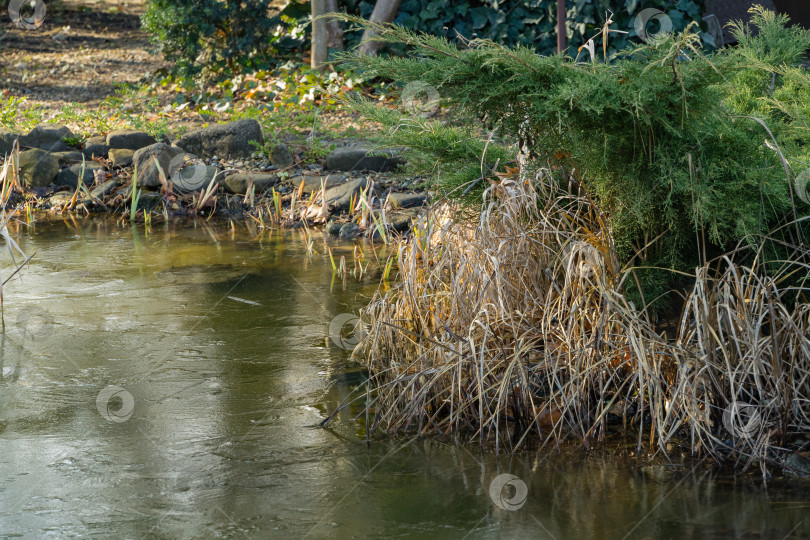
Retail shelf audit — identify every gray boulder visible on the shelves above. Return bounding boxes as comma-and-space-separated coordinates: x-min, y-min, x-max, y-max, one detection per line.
325, 221, 343, 236
51, 151, 86, 164
269, 143, 294, 168
0, 129, 21, 155
326, 146, 403, 172
83, 136, 110, 159
171, 161, 219, 192
131, 191, 164, 211
109, 148, 135, 167
387, 209, 421, 232
324, 177, 368, 211
175, 119, 262, 159
90, 179, 118, 200
21, 123, 74, 152
387, 192, 427, 209
57, 162, 105, 189
339, 222, 360, 239
132, 143, 185, 188
288, 173, 346, 194
106, 130, 157, 150
19, 148, 60, 188
223, 172, 279, 194
49, 191, 77, 206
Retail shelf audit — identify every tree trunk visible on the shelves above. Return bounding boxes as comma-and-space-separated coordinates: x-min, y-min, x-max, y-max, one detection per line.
557, 0, 566, 54
325, 0, 344, 51
358, 0, 402, 56
311, 0, 328, 71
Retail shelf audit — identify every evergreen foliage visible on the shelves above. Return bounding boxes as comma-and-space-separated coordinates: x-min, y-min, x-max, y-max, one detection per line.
344, 0, 706, 56
141, 0, 308, 76
338, 6, 810, 307
142, 1, 707, 78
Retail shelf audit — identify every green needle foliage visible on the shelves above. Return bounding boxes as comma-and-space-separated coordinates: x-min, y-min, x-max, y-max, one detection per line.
338, 6, 810, 308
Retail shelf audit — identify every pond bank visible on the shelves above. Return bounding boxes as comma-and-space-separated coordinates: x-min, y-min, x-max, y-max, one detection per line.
1, 119, 429, 239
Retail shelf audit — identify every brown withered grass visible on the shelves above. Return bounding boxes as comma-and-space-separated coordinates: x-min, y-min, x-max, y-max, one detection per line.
331, 165, 810, 474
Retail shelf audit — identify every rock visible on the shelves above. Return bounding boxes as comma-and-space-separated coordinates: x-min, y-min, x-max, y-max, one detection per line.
606, 400, 635, 422
0, 129, 21, 155
270, 143, 294, 168
49, 191, 77, 205
57, 162, 105, 189
106, 130, 157, 150
171, 160, 219, 192
19, 148, 60, 188
136, 191, 164, 211
339, 222, 360, 239
50, 151, 86, 164
387, 211, 416, 232
21, 123, 74, 152
83, 136, 109, 159
387, 192, 427, 209
325, 221, 343, 236
324, 178, 368, 211
222, 172, 279, 194
288, 174, 346, 194
132, 143, 185, 188
175, 119, 262, 159
117, 186, 163, 207
109, 148, 135, 167
326, 146, 404, 172
90, 179, 118, 200
785, 452, 810, 478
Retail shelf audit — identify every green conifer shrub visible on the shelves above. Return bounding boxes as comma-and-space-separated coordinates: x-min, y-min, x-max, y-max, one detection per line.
339, 6, 810, 309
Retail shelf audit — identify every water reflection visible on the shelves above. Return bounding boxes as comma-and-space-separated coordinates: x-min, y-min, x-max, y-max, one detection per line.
0, 217, 807, 538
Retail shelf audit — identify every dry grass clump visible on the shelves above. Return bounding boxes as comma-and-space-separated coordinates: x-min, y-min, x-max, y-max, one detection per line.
671, 256, 810, 471
343, 165, 810, 472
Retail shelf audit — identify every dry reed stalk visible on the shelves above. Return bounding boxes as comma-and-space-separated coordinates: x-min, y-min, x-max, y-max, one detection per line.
334, 163, 810, 471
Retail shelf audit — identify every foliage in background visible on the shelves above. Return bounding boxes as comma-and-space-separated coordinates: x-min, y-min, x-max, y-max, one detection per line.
339, 7, 810, 309
141, 0, 707, 79
141, 0, 310, 77
345, 0, 706, 55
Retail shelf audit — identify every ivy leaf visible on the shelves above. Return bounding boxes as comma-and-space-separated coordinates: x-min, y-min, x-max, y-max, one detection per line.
677, 0, 700, 17
470, 7, 489, 30
525, 13, 544, 25
668, 10, 686, 30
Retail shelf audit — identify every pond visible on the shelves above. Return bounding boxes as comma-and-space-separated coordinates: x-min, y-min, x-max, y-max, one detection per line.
0, 218, 808, 539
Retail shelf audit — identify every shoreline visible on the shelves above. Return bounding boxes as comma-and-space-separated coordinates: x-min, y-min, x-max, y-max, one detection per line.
1, 119, 429, 239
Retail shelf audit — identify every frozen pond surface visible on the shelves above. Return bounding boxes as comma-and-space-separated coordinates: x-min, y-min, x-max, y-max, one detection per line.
0, 218, 808, 539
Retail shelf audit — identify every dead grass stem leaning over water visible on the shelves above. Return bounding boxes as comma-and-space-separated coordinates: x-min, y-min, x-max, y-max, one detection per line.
0, 145, 34, 314
338, 164, 810, 473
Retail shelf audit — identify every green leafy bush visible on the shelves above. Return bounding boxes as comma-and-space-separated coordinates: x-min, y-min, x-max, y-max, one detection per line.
345, 0, 706, 56
142, 1, 707, 78
339, 6, 810, 309
141, 0, 306, 77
